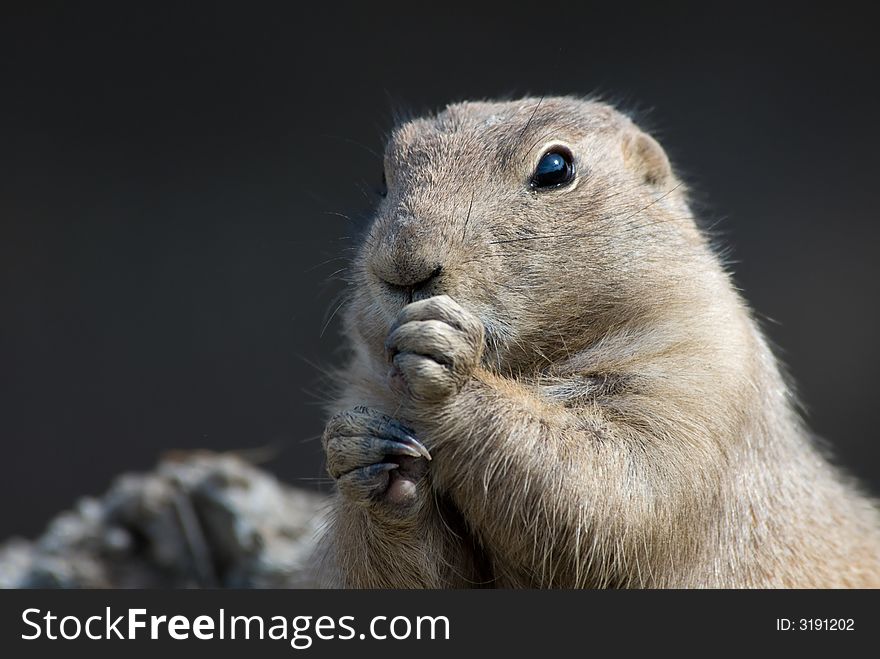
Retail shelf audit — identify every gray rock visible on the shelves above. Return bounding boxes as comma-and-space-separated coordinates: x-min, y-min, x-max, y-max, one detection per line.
0, 453, 329, 588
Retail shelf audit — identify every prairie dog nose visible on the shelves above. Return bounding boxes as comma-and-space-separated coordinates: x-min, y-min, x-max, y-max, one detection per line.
370, 216, 446, 294
376, 260, 443, 292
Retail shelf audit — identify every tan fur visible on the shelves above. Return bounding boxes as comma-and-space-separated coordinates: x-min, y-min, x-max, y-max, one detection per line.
317, 97, 880, 588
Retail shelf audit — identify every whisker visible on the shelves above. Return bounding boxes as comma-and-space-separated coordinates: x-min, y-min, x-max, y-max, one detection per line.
489, 183, 683, 246
305, 255, 350, 273
320, 293, 350, 338
517, 96, 545, 146
318, 134, 383, 161
462, 188, 475, 241
324, 211, 354, 222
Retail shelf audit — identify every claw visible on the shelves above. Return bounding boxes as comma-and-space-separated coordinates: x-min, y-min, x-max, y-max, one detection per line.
371, 418, 433, 461
363, 462, 399, 477
402, 435, 432, 461
378, 439, 425, 459
337, 462, 400, 503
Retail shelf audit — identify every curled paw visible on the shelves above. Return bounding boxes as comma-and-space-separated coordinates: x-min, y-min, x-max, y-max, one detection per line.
385, 295, 485, 404
322, 406, 430, 507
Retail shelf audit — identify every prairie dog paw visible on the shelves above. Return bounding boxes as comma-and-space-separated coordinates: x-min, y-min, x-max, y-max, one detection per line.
385, 295, 485, 404
322, 406, 431, 508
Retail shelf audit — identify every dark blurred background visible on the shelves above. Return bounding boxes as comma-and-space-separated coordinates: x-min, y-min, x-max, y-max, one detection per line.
1, 3, 878, 538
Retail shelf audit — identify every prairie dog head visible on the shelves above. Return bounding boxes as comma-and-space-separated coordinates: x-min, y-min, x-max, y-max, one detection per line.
347, 97, 714, 372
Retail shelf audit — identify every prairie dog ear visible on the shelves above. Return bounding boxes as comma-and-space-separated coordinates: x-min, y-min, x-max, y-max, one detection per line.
622, 130, 672, 187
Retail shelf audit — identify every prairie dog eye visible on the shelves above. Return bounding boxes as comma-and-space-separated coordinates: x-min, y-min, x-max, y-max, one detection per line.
531, 147, 575, 190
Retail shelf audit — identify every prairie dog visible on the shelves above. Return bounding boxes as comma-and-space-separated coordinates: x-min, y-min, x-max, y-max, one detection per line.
318, 97, 880, 588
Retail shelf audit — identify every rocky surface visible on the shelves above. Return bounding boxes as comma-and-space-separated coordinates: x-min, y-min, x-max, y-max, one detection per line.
0, 452, 329, 588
